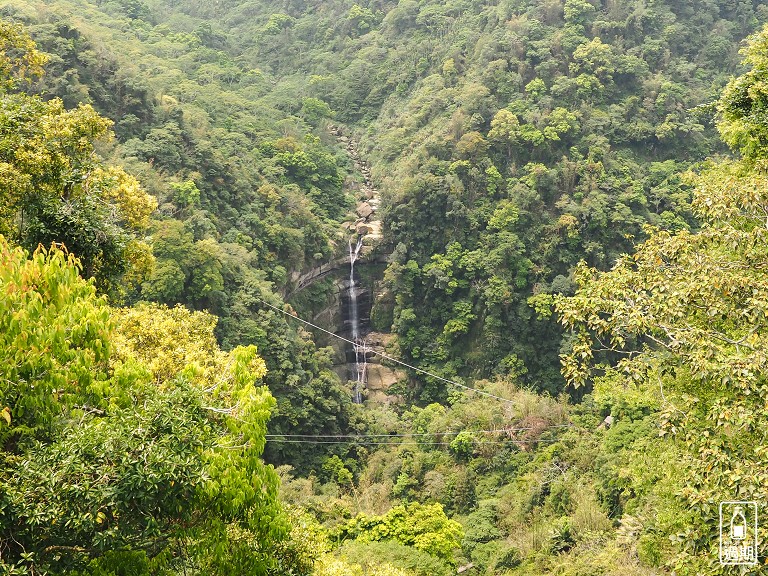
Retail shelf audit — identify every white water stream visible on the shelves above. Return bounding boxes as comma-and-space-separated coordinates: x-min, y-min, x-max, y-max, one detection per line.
349, 235, 365, 403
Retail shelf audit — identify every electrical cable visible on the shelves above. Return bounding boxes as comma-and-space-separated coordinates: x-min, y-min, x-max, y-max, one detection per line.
265, 424, 573, 439
265, 437, 570, 445
255, 297, 519, 404
253, 299, 576, 448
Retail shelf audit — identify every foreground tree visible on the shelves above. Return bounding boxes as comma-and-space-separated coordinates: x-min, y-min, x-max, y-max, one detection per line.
0, 238, 287, 575
0, 20, 156, 296
551, 24, 768, 574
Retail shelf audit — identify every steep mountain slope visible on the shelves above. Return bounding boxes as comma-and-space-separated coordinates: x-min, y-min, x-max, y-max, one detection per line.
8, 0, 762, 397
141, 0, 765, 394
0, 0, 367, 471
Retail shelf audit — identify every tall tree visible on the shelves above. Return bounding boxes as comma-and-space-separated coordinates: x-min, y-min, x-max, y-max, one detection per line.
552, 24, 768, 574
0, 20, 156, 296
0, 238, 289, 575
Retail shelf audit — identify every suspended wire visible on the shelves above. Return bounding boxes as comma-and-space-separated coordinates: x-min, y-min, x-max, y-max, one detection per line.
252, 300, 575, 447
255, 297, 518, 404
265, 424, 573, 439
265, 437, 569, 446
266, 426, 575, 445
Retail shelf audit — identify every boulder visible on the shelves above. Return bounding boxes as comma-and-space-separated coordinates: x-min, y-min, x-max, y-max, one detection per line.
356, 202, 374, 219
364, 221, 382, 240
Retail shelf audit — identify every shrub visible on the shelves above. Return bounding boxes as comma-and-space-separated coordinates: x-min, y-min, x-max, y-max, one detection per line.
338, 541, 453, 576
339, 502, 464, 561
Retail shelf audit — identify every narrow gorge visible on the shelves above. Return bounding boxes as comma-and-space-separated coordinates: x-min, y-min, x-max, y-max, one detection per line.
287, 127, 401, 404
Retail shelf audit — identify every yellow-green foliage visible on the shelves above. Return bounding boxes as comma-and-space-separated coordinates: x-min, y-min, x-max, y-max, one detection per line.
718, 25, 768, 162
0, 236, 111, 441
0, 20, 156, 293
553, 24, 768, 574
0, 239, 286, 575
548, 541, 663, 576
0, 93, 156, 229
111, 302, 234, 385
341, 502, 464, 562
315, 556, 411, 576
0, 19, 46, 89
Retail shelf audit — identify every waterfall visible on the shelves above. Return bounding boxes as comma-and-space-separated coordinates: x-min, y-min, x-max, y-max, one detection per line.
349, 235, 365, 403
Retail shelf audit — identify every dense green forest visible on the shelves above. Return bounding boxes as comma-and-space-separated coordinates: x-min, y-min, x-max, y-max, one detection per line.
2, 0, 768, 574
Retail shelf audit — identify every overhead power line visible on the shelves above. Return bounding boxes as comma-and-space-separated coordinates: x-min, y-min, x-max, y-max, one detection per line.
265, 425, 573, 439
255, 297, 519, 404
264, 437, 568, 446
266, 425, 574, 445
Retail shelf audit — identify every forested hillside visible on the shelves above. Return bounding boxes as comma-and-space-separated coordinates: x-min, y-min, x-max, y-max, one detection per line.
0, 0, 369, 471
131, 0, 766, 394
2, 0, 768, 574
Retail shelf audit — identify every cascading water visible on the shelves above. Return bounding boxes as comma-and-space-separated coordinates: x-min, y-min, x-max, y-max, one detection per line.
348, 235, 366, 403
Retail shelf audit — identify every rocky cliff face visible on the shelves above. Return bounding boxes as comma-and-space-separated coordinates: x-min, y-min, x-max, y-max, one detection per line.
293, 127, 401, 404
362, 332, 404, 405
309, 270, 403, 405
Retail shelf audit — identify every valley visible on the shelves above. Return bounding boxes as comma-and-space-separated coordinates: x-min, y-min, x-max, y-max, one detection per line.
1, 1, 768, 575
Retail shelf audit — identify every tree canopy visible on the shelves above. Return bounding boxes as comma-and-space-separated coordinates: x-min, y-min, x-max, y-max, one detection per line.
552, 24, 768, 574
3, 3, 768, 575
0, 237, 290, 575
